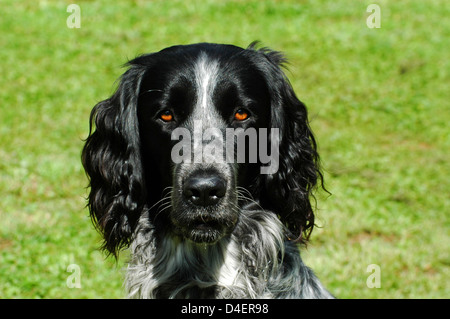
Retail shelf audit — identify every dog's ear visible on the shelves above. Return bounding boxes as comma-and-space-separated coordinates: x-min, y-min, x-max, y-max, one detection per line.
82, 65, 147, 257
250, 44, 325, 243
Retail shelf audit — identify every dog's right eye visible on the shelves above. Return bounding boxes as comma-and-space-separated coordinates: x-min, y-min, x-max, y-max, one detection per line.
159, 110, 174, 122
234, 108, 250, 121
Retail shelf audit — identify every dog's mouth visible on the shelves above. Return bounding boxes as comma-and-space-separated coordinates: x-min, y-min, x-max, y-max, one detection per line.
192, 216, 221, 230
172, 214, 237, 244
189, 219, 223, 243
189, 215, 228, 244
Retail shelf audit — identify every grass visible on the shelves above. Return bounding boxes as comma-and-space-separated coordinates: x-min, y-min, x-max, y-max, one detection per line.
0, 0, 448, 298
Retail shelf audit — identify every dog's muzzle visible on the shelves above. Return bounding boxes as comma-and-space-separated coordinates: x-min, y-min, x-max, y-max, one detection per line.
170, 164, 238, 244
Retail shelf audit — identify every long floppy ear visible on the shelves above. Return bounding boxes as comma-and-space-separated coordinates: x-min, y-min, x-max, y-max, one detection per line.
250, 44, 325, 244
81, 65, 147, 257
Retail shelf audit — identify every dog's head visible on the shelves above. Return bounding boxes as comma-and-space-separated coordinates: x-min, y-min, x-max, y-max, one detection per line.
82, 43, 324, 256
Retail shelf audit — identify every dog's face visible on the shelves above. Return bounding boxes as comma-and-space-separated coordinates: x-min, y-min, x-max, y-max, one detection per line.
137, 45, 271, 243
82, 43, 323, 255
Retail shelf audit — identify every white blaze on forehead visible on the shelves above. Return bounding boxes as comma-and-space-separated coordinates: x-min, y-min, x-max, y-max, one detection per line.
191, 53, 225, 164
194, 53, 220, 111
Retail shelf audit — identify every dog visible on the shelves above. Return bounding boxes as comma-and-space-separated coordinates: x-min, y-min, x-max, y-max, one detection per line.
82, 42, 334, 298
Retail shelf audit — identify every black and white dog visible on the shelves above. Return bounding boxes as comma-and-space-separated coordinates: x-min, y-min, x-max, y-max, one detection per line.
82, 42, 334, 298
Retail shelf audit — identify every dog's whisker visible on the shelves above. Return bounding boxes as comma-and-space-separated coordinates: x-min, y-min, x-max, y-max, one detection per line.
150, 190, 174, 223
235, 187, 266, 212
153, 204, 172, 223
148, 192, 173, 211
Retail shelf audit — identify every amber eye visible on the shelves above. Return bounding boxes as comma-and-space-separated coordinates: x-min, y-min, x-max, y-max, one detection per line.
234, 109, 249, 121
160, 110, 174, 122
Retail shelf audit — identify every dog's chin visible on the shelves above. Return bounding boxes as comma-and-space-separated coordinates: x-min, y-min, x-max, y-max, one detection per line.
187, 222, 224, 244
172, 215, 237, 245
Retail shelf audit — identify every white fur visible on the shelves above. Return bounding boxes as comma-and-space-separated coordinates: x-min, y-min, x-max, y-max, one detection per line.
125, 209, 334, 299
194, 53, 219, 112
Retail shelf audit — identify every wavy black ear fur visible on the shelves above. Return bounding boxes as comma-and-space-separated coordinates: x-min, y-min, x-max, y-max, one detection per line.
248, 43, 325, 244
82, 65, 147, 257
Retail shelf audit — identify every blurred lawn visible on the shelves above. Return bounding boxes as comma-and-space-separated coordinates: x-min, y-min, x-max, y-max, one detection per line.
0, 0, 448, 298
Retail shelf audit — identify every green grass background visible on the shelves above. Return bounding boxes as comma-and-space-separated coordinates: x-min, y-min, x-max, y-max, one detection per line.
0, 0, 448, 298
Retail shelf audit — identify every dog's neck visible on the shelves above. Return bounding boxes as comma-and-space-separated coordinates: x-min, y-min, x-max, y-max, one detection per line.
126, 209, 288, 298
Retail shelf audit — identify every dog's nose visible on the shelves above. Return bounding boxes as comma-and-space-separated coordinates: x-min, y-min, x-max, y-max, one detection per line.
183, 174, 227, 207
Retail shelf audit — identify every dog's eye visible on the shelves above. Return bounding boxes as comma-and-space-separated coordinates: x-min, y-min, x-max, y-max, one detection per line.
159, 110, 174, 122
234, 109, 249, 121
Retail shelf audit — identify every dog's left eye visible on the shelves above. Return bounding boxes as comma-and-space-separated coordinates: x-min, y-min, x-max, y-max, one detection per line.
234, 109, 250, 121
159, 110, 174, 122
